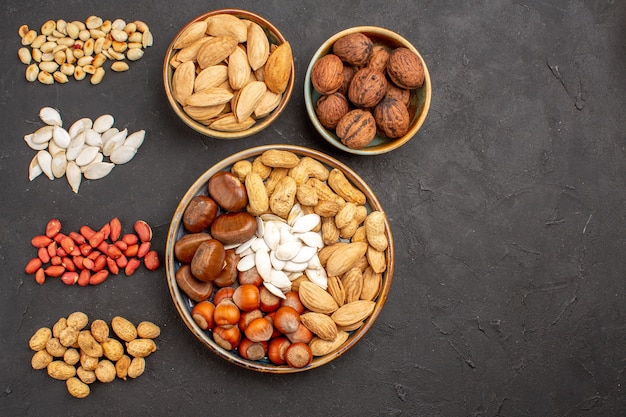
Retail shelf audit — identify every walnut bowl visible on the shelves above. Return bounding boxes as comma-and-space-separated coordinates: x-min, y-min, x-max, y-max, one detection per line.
165, 145, 394, 373
163, 9, 295, 139
304, 26, 431, 154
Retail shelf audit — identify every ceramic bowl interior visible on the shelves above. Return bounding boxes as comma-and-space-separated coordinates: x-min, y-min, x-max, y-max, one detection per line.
163, 9, 295, 139
165, 145, 394, 373
304, 26, 432, 155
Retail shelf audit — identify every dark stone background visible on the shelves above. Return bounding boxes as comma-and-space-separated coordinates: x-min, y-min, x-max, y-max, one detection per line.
1, 1, 624, 416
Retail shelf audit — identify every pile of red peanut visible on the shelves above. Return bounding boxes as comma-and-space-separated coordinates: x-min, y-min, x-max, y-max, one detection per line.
24, 217, 160, 286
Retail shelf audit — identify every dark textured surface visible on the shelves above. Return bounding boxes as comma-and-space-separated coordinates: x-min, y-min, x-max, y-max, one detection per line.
1, 1, 625, 416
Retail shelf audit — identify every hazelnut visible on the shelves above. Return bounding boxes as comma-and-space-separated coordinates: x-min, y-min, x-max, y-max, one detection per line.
348, 67, 388, 108
332, 33, 373, 66
336, 109, 377, 149
374, 97, 410, 138
315, 92, 350, 130
368, 45, 390, 73
387, 47, 424, 89
310, 54, 344, 95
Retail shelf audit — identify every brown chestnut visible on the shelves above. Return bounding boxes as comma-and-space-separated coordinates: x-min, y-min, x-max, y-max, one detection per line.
183, 195, 218, 233
208, 171, 248, 212
174, 232, 213, 263
175, 264, 213, 302
210, 211, 257, 245
212, 249, 240, 287
190, 240, 226, 282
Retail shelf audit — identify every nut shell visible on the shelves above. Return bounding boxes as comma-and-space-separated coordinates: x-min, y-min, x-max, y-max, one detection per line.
348, 68, 388, 109
335, 109, 377, 149
374, 97, 410, 139
315, 92, 350, 130
311, 54, 344, 95
332, 33, 373, 66
386, 47, 424, 89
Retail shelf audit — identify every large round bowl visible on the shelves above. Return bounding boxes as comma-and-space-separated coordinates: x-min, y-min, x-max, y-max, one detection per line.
165, 145, 394, 373
305, 26, 432, 155
163, 9, 295, 139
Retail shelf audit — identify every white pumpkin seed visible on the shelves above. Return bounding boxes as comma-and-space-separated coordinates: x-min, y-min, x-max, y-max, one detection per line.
68, 117, 92, 137
47, 139, 64, 157
123, 130, 145, 149
262, 281, 286, 300
297, 231, 324, 249
109, 145, 137, 164
39, 107, 62, 126
251, 237, 270, 253
101, 127, 119, 142
75, 145, 100, 166
51, 151, 67, 178
237, 253, 256, 272
305, 268, 328, 290
255, 250, 272, 281
269, 269, 291, 292
52, 125, 71, 148
291, 213, 321, 234
32, 125, 54, 144
275, 241, 303, 261
83, 161, 114, 180
83, 128, 102, 146
66, 161, 81, 193
269, 251, 286, 271
93, 114, 114, 133
291, 245, 318, 264
29, 154, 43, 181
262, 221, 281, 251
66, 131, 85, 161
24, 133, 48, 151
283, 260, 308, 273
235, 236, 256, 255
37, 150, 54, 180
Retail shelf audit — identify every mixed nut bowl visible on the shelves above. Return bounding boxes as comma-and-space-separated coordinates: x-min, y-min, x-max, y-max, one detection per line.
165, 145, 394, 372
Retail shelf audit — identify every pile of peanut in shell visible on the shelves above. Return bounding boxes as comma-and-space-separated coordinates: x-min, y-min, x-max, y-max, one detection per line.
311, 32, 426, 149
168, 13, 293, 132
18, 16, 153, 85
29, 312, 160, 398
173, 149, 389, 368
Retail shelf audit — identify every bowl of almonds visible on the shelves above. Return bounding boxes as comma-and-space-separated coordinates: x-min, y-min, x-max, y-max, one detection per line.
304, 26, 432, 154
163, 9, 295, 139
165, 145, 394, 373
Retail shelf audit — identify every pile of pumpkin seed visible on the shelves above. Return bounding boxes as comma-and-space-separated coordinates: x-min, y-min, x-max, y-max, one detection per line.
18, 16, 153, 85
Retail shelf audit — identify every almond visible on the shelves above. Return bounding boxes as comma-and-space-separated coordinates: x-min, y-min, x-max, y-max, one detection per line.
185, 87, 234, 107
325, 241, 368, 277
173, 21, 208, 50
247, 22, 270, 71
196, 36, 239, 69
228, 46, 251, 91
331, 300, 376, 327
298, 281, 338, 314
209, 113, 256, 132
195, 65, 229, 92
341, 267, 363, 304
235, 80, 267, 122
300, 312, 338, 341
263, 41, 292, 94
172, 60, 196, 105
308, 330, 349, 356
205, 14, 248, 43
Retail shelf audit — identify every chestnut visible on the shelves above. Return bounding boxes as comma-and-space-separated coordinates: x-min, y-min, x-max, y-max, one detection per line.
208, 171, 248, 212
182, 195, 218, 233
210, 212, 257, 245
175, 264, 213, 302
190, 240, 226, 282
174, 232, 213, 263
212, 249, 240, 288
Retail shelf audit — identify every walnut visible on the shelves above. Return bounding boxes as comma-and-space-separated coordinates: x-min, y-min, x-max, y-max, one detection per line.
335, 109, 377, 149
347, 67, 387, 108
386, 47, 424, 89
332, 33, 373, 66
310, 53, 344, 95
374, 97, 410, 138
385, 83, 411, 107
367, 45, 390, 73
338, 65, 356, 96
315, 92, 350, 130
